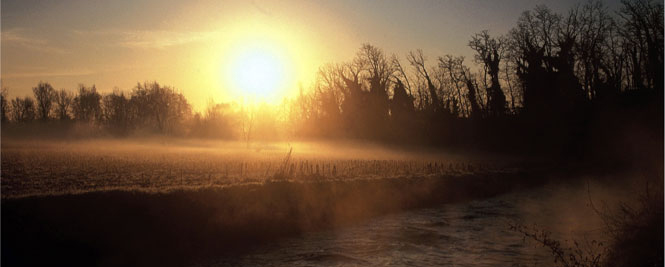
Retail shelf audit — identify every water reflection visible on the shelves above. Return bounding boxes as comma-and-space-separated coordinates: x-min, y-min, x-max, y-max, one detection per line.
199, 182, 607, 267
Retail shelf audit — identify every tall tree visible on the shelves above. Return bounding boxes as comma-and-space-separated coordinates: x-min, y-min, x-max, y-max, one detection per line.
102, 90, 131, 134
73, 84, 102, 123
618, 0, 664, 91
509, 5, 585, 116
469, 31, 507, 116
390, 78, 414, 123
358, 44, 393, 131
130, 82, 191, 134
54, 89, 73, 120
32, 82, 55, 121
10, 97, 36, 123
439, 55, 480, 118
408, 49, 440, 112
1, 88, 9, 123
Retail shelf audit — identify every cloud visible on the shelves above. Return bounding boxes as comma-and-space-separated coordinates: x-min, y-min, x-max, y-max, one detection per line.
120, 30, 219, 49
1, 69, 97, 79
251, 0, 273, 16
72, 29, 219, 49
1, 28, 69, 54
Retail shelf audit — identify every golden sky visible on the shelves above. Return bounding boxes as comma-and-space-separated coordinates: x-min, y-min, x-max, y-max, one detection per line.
1, 0, 621, 111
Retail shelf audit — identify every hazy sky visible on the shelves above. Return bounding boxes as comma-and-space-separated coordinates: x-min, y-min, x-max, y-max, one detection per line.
1, 0, 622, 110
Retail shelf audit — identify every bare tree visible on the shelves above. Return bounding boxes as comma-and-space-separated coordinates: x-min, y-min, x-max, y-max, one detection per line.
509, 5, 562, 73
573, 0, 615, 98
599, 17, 628, 95
1, 88, 9, 123
129, 82, 191, 134
314, 64, 343, 128
509, 5, 581, 114
10, 97, 36, 123
357, 44, 393, 130
502, 60, 521, 113
438, 55, 471, 117
240, 103, 255, 148
391, 55, 413, 96
200, 101, 235, 138
408, 49, 440, 112
618, 0, 664, 91
54, 89, 73, 120
73, 84, 102, 123
102, 89, 131, 134
357, 43, 394, 95
338, 59, 365, 119
33, 82, 55, 121
390, 78, 414, 123
469, 30, 507, 116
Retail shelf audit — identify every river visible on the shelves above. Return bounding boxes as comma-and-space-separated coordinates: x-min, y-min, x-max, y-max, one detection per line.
195, 179, 614, 267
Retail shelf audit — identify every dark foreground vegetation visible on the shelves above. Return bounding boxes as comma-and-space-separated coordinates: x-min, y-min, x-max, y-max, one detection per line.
511, 174, 663, 267
3, 170, 543, 267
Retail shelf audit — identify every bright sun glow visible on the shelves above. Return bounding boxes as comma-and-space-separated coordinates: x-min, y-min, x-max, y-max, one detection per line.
230, 46, 286, 98
215, 20, 324, 105
222, 35, 298, 103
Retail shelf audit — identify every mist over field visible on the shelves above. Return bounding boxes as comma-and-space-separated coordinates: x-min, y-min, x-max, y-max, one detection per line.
1, 137, 524, 198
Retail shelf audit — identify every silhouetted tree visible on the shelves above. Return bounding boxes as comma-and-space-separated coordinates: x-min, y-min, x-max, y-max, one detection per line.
337, 52, 368, 136
240, 103, 255, 147
313, 65, 342, 123
464, 74, 482, 119
502, 59, 521, 113
390, 78, 414, 123
572, 1, 605, 98
598, 15, 628, 98
469, 30, 507, 117
54, 89, 73, 121
553, 6, 587, 109
199, 101, 235, 138
391, 55, 414, 97
618, 0, 664, 91
33, 82, 55, 121
25, 97, 36, 122
288, 85, 315, 137
358, 44, 393, 135
1, 88, 8, 123
130, 82, 191, 134
509, 5, 585, 117
509, 5, 556, 115
430, 59, 457, 116
315, 64, 343, 132
439, 55, 474, 117
73, 84, 102, 123
102, 90, 131, 134
408, 49, 441, 113
10, 97, 36, 123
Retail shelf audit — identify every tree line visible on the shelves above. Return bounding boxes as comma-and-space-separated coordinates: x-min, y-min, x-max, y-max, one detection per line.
284, 0, 663, 153
1, 0, 662, 154
1, 82, 191, 136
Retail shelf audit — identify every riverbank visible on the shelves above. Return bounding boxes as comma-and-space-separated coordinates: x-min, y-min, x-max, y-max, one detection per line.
3, 167, 550, 267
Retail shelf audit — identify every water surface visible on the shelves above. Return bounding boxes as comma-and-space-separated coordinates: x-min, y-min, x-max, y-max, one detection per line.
196, 181, 607, 267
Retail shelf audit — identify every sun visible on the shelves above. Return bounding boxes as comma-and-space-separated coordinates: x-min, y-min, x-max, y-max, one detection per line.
213, 21, 323, 105
226, 43, 291, 101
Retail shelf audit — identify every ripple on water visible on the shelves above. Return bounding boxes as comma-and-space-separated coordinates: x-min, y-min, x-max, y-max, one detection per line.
200, 188, 575, 267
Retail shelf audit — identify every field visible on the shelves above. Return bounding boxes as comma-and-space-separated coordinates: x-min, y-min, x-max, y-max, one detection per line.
1, 138, 526, 198
1, 138, 541, 266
